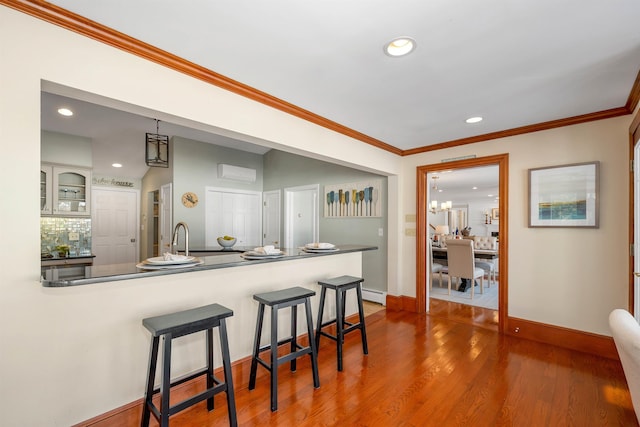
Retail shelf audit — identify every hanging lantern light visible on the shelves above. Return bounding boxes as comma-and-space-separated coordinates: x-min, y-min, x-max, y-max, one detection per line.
145, 119, 169, 168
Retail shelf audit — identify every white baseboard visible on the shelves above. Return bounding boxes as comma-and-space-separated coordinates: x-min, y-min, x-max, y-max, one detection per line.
362, 288, 387, 305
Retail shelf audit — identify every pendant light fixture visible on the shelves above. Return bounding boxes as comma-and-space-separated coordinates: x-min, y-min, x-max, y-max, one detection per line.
145, 119, 169, 168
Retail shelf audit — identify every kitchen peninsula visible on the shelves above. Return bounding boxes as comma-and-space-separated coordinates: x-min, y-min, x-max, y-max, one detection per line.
42, 245, 377, 287
38, 243, 376, 424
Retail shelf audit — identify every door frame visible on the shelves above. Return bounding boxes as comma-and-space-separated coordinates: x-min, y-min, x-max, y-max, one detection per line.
416, 153, 509, 333
629, 108, 640, 317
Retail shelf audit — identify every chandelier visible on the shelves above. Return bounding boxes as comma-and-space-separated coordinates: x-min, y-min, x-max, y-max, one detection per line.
429, 176, 451, 213
430, 199, 452, 214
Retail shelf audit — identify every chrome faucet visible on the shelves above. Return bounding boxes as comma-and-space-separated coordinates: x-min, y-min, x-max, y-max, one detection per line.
171, 222, 189, 256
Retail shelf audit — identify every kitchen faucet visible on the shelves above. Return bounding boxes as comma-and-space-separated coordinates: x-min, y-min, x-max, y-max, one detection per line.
171, 222, 189, 256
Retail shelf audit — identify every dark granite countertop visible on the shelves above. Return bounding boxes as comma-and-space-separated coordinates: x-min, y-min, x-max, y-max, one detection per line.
41, 245, 377, 287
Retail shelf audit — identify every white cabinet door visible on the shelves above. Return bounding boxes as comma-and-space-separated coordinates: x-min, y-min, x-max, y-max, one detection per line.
42, 164, 92, 216
205, 188, 262, 248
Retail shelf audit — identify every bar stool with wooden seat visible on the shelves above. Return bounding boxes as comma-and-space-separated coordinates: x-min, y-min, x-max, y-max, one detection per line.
249, 286, 320, 411
315, 275, 369, 371
141, 303, 237, 427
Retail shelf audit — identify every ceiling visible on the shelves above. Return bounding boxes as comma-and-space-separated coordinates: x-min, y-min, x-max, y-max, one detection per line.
38, 0, 639, 154
41, 91, 271, 179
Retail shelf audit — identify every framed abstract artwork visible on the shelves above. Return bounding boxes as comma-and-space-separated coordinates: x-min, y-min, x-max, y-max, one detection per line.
528, 161, 599, 228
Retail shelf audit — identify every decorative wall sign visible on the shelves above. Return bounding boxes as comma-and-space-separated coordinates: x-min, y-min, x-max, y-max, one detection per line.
324, 180, 382, 218
528, 161, 599, 228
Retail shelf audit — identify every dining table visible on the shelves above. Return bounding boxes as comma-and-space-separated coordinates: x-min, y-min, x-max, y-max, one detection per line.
431, 246, 498, 261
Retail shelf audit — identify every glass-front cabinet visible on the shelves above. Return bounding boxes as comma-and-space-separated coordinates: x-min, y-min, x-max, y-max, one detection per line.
40, 165, 53, 214
41, 164, 92, 216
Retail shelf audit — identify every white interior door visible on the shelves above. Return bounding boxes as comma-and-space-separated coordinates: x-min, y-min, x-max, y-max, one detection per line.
284, 184, 319, 249
92, 187, 139, 265
205, 187, 262, 247
263, 190, 281, 247
160, 183, 172, 254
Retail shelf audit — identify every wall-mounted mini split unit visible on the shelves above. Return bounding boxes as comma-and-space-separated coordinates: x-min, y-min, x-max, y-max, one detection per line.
217, 163, 257, 183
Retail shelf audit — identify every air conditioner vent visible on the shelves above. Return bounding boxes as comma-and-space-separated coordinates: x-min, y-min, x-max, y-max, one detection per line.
217, 163, 256, 183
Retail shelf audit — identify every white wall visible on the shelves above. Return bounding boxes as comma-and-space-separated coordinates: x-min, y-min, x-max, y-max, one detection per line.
401, 116, 631, 336
0, 6, 400, 426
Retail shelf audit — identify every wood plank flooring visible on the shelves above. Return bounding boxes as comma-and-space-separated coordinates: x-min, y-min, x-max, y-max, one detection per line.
79, 302, 637, 426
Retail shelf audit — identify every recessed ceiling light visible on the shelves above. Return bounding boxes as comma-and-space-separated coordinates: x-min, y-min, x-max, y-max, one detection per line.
384, 37, 416, 57
488, 194, 494, 197
472, 186, 478, 190
466, 116, 483, 124
112, 163, 123, 168
58, 108, 73, 117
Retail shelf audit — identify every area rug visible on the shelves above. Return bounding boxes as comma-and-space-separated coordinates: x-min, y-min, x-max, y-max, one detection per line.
429, 274, 498, 310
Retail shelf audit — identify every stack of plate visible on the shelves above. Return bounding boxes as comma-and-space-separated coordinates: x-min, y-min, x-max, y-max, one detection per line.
302, 243, 339, 253
241, 249, 285, 260
136, 256, 203, 270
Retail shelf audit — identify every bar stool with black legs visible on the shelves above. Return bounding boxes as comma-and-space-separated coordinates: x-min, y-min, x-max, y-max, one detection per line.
141, 303, 237, 427
249, 286, 320, 411
315, 275, 369, 371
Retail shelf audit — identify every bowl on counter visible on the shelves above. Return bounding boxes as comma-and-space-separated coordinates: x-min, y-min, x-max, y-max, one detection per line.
217, 237, 237, 248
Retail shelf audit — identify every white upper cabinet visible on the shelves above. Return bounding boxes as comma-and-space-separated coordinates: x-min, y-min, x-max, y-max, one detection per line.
41, 164, 92, 216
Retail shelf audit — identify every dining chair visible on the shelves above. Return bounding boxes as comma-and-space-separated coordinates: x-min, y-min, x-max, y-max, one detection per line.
473, 236, 497, 286
444, 239, 484, 298
428, 240, 444, 289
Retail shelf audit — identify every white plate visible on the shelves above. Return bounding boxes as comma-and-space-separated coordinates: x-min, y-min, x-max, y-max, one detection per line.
244, 250, 284, 257
241, 252, 285, 260
305, 243, 335, 249
143, 256, 196, 265
302, 247, 339, 253
136, 259, 203, 270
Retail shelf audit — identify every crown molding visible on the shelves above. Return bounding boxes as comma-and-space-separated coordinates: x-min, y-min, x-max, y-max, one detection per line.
0, 0, 401, 156
402, 107, 631, 156
2, 0, 638, 158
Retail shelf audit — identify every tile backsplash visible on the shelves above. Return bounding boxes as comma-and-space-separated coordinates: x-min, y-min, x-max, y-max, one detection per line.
41, 217, 92, 256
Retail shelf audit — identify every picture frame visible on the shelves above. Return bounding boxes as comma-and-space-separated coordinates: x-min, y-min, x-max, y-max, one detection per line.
528, 161, 599, 228
491, 208, 499, 221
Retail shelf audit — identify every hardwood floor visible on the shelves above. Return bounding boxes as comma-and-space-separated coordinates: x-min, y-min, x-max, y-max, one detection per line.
79, 304, 637, 427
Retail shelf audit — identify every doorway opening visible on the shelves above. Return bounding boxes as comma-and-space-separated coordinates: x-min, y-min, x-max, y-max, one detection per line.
416, 154, 508, 333
284, 184, 319, 249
